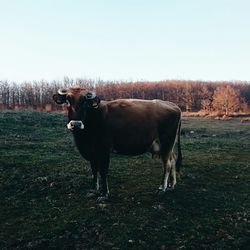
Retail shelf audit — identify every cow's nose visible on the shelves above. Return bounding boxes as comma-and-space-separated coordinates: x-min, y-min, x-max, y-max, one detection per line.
67, 120, 84, 130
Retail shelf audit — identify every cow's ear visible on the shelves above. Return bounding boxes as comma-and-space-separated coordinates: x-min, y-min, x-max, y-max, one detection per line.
86, 92, 101, 109
53, 94, 66, 104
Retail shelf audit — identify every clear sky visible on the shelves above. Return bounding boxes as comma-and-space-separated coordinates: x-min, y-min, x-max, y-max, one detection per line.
0, 0, 250, 83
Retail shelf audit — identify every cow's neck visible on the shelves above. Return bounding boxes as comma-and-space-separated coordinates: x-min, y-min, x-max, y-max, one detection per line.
72, 108, 104, 143
72, 109, 105, 160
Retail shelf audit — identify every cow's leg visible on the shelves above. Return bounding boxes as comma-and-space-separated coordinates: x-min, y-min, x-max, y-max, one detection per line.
99, 169, 109, 200
96, 153, 110, 203
158, 133, 177, 192
86, 161, 100, 198
158, 161, 167, 191
90, 161, 99, 191
167, 152, 177, 189
159, 156, 172, 192
167, 154, 177, 189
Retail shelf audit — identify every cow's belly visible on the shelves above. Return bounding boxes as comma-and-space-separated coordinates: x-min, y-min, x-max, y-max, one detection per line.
112, 132, 157, 156
113, 143, 151, 155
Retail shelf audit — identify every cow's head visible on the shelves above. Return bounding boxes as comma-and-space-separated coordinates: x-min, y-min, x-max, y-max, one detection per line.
53, 87, 100, 131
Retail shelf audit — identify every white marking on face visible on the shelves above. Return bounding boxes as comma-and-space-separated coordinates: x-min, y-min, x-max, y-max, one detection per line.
67, 120, 84, 130
67, 121, 73, 130
79, 121, 84, 129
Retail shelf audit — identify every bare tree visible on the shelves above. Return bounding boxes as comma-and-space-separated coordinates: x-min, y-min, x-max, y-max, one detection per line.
0, 81, 10, 108
212, 85, 241, 115
182, 82, 194, 112
0, 79, 249, 112
200, 85, 213, 111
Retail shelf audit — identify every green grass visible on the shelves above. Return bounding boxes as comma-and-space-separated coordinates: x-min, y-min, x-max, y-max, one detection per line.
0, 112, 249, 249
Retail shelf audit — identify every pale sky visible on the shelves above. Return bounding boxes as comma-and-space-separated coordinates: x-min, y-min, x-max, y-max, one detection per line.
0, 0, 250, 83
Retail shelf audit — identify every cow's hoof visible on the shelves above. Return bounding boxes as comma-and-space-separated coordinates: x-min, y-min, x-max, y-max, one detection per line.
86, 192, 97, 198
96, 195, 109, 203
86, 189, 99, 198
167, 183, 175, 190
156, 189, 166, 196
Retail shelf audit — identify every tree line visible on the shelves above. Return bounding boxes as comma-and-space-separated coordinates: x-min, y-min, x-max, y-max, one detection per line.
0, 78, 250, 115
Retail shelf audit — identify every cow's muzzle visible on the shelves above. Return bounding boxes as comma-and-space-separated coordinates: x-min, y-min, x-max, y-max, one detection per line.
67, 120, 84, 131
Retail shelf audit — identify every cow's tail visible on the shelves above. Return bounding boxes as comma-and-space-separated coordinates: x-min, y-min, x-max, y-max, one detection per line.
176, 118, 182, 172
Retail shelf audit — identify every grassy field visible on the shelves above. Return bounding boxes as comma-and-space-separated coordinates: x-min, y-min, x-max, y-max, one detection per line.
0, 111, 249, 250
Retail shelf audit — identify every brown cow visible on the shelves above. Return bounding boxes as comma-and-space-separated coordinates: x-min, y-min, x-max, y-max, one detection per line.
53, 87, 182, 202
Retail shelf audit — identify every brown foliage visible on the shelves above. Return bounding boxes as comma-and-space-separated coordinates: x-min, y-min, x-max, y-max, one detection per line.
0, 79, 249, 113
212, 85, 241, 115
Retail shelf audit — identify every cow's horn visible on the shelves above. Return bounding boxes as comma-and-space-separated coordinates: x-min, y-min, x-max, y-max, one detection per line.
58, 88, 67, 95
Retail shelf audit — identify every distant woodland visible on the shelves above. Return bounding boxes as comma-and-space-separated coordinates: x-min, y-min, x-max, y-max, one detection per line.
1, 78, 250, 115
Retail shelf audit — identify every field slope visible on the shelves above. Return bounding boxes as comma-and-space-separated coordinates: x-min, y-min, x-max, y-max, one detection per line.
0, 111, 249, 249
